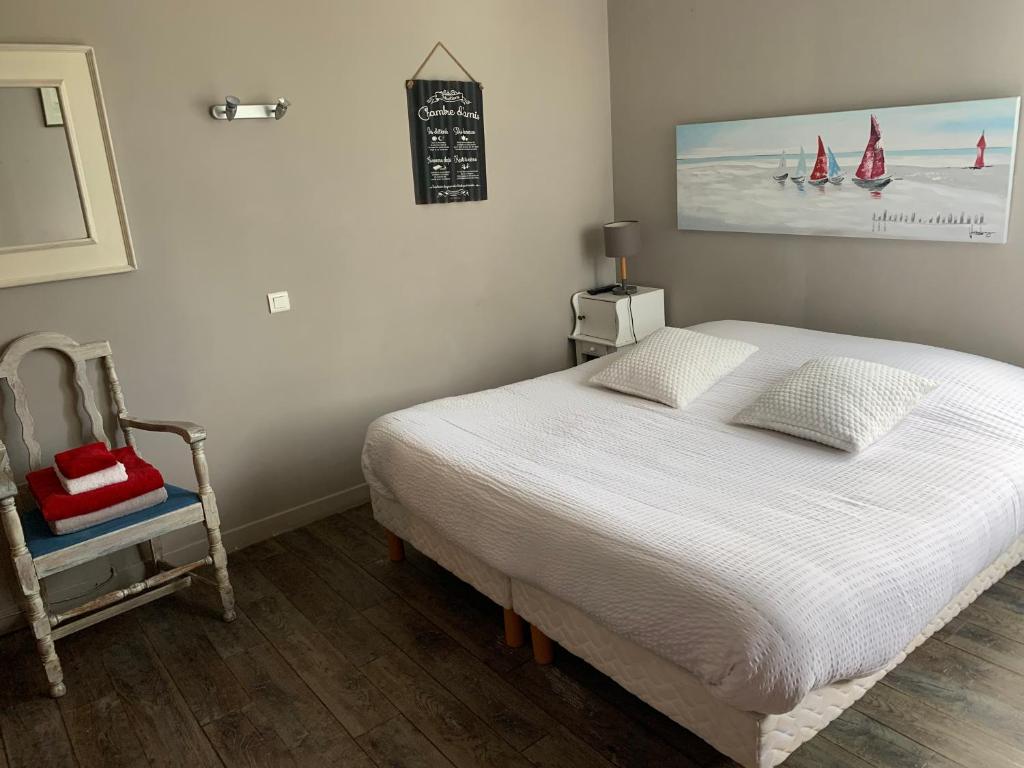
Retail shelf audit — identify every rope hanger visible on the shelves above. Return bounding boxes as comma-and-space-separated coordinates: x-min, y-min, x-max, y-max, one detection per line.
407, 41, 482, 89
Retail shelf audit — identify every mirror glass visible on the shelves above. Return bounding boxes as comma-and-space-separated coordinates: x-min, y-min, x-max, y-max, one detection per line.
0, 86, 88, 249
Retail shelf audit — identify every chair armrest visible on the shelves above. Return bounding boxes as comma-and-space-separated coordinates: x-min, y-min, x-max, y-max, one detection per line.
122, 416, 207, 444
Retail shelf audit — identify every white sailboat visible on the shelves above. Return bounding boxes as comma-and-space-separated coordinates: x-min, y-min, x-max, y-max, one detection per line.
772, 151, 788, 182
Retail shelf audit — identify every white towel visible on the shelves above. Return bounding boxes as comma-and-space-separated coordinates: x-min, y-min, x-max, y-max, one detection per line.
49, 487, 169, 535
55, 462, 128, 495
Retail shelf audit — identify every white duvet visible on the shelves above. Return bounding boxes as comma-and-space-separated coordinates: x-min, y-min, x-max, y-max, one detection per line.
362, 321, 1024, 714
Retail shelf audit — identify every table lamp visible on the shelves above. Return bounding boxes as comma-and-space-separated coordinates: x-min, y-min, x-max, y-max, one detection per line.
603, 220, 639, 295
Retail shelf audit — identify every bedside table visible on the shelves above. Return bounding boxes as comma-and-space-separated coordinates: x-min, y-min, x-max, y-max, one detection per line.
569, 287, 665, 365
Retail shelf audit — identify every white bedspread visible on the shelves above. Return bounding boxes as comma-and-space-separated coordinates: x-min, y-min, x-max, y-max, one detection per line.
362, 321, 1024, 713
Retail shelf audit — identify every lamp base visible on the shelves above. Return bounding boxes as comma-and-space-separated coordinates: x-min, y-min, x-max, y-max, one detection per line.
612, 284, 638, 295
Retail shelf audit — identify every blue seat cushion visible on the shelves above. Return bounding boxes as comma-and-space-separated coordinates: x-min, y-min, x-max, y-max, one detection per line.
23, 484, 201, 559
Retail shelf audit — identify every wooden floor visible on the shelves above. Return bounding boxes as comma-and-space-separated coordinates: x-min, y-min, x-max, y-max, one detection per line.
2, 504, 1024, 768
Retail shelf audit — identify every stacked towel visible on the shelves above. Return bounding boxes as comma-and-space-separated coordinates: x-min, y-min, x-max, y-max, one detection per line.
54, 442, 128, 495
27, 444, 168, 535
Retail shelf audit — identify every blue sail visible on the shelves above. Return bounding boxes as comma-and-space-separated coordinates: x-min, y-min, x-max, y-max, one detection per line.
827, 146, 841, 176
795, 147, 807, 176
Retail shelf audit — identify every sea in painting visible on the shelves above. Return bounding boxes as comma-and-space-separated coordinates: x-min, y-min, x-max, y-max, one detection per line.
676, 98, 1020, 243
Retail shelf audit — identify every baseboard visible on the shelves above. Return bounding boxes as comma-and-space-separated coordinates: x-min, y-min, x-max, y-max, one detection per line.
165, 481, 370, 562
0, 482, 370, 635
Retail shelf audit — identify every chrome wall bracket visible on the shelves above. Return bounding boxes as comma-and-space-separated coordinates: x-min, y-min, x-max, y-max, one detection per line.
210, 96, 290, 121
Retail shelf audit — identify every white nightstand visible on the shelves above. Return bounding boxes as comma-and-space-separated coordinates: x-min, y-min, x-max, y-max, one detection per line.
569, 287, 665, 365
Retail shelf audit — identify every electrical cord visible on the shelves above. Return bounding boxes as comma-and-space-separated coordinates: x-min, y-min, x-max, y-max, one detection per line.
49, 566, 116, 605
627, 292, 638, 344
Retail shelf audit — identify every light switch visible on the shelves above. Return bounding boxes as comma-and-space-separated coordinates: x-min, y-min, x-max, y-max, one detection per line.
267, 291, 291, 314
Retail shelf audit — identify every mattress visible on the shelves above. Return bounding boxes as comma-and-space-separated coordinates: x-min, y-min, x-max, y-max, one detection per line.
362, 320, 1024, 713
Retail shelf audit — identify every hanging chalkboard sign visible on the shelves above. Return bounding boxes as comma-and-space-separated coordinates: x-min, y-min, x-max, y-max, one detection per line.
407, 78, 487, 204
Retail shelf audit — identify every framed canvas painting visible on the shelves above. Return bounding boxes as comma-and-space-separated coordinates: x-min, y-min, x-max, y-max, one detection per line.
676, 97, 1020, 243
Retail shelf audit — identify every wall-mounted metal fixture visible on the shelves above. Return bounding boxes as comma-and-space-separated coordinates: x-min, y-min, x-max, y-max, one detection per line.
210, 95, 290, 121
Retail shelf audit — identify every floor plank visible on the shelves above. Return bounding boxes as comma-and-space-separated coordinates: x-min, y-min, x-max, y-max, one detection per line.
363, 596, 552, 751
255, 550, 395, 666
178, 572, 266, 659
228, 537, 287, 564
884, 636, 1024, 748
356, 715, 455, 768
544, 651, 738, 767
362, 651, 534, 768
941, 619, 1024, 675
1001, 564, 1024, 592
7, 506, 1024, 768
358, 548, 530, 675
225, 642, 374, 767
229, 563, 396, 737
956, 591, 1024, 643
277, 528, 393, 610
99, 616, 222, 768
821, 707, 964, 768
56, 625, 148, 768
855, 683, 1024, 768
309, 512, 390, 569
0, 632, 78, 768
783, 736, 874, 768
507, 657, 699, 768
137, 595, 250, 725
522, 730, 621, 768
203, 709, 297, 768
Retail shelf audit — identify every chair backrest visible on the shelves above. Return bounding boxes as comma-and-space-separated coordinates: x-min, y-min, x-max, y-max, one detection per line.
0, 332, 132, 474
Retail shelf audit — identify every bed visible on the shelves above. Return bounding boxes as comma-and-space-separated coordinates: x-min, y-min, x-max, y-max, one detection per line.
362, 320, 1024, 767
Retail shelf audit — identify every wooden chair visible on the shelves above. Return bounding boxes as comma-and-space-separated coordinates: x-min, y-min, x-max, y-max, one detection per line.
0, 332, 236, 697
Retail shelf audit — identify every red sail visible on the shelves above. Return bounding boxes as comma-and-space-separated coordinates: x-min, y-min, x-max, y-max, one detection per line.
974, 131, 986, 169
810, 136, 828, 181
855, 114, 887, 180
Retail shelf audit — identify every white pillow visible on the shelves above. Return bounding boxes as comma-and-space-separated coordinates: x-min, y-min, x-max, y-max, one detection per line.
590, 327, 758, 408
733, 356, 938, 452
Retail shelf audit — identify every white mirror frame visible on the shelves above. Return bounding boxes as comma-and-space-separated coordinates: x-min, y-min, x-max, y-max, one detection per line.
0, 45, 135, 288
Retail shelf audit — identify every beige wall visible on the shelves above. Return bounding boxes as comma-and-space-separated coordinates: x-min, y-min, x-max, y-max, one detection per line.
0, 87, 87, 247
607, 0, 1024, 365
0, 1, 612, 624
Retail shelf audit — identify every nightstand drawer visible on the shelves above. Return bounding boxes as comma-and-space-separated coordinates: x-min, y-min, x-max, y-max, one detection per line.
580, 341, 613, 357
573, 339, 620, 365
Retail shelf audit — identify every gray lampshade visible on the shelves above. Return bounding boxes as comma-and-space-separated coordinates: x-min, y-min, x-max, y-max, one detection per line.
603, 220, 640, 259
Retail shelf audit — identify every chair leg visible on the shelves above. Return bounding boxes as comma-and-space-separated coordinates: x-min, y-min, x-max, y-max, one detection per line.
2, 498, 65, 697
24, 585, 65, 697
191, 441, 236, 623
141, 537, 163, 577
205, 522, 236, 623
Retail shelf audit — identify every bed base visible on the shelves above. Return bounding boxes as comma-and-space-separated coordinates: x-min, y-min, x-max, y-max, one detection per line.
370, 492, 1024, 768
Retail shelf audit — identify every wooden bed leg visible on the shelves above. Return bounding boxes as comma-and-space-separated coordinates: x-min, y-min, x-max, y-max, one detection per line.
386, 530, 405, 562
530, 624, 555, 665
503, 608, 525, 648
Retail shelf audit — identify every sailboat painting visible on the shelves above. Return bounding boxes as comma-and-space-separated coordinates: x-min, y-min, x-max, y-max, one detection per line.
677, 97, 1020, 243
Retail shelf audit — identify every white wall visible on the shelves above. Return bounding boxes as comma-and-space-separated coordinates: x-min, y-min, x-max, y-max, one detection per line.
608, 0, 1024, 365
0, 0, 613, 628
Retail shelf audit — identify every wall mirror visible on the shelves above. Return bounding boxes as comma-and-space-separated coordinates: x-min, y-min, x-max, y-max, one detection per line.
0, 45, 135, 289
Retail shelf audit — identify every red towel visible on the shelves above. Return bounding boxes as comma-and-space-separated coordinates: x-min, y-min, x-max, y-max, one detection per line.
54, 442, 118, 480
28, 447, 165, 523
